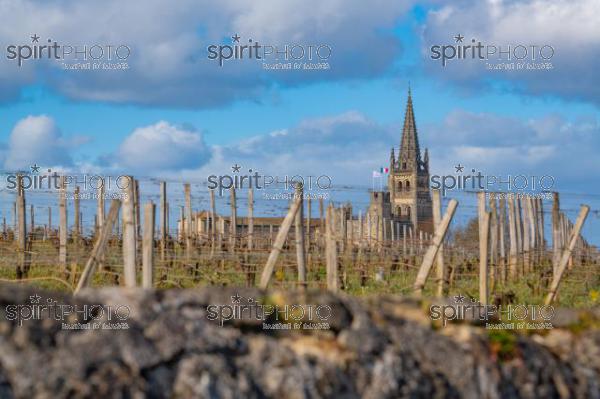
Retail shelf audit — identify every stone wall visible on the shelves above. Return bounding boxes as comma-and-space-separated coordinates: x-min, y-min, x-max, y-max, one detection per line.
0, 284, 598, 398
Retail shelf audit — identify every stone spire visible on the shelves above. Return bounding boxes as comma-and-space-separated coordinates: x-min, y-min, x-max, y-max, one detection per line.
398, 87, 421, 170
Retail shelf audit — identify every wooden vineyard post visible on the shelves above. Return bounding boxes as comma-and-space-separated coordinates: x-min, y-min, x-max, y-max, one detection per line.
74, 199, 121, 294
552, 192, 561, 275
537, 198, 545, 259
479, 211, 491, 305
340, 208, 347, 253
515, 198, 523, 275
326, 205, 339, 293
74, 186, 80, 240
142, 202, 156, 289
306, 196, 311, 250
97, 178, 105, 234
248, 188, 254, 251
178, 206, 184, 243
184, 183, 193, 261
432, 189, 446, 297
498, 197, 507, 282
522, 197, 531, 274
258, 197, 302, 289
230, 187, 237, 252
29, 204, 34, 233
59, 175, 68, 270
12, 201, 17, 242
210, 189, 216, 254
545, 205, 590, 305
367, 213, 372, 246
295, 185, 307, 289
507, 196, 518, 281
160, 181, 167, 262
134, 179, 141, 247
358, 211, 363, 241
489, 196, 498, 290
16, 176, 28, 279
122, 176, 137, 287
413, 199, 458, 296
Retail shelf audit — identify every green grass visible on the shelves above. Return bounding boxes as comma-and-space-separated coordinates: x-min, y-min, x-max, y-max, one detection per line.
1, 240, 599, 310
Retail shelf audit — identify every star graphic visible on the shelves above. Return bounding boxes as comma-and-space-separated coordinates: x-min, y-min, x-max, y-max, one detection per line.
231, 164, 241, 173
231, 294, 242, 303
454, 294, 465, 303
455, 164, 465, 173
30, 164, 40, 173
31, 34, 40, 43
454, 34, 464, 43
29, 294, 41, 304
231, 34, 241, 43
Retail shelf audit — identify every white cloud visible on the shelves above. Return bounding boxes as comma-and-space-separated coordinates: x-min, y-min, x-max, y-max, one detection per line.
421, 0, 600, 104
4, 115, 73, 170
423, 110, 600, 191
0, 0, 416, 107
115, 121, 211, 173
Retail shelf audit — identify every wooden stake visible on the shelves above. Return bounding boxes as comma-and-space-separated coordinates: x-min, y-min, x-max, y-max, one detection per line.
545, 205, 590, 305
259, 197, 302, 289
29, 204, 34, 233
16, 176, 28, 279
97, 177, 105, 233
248, 188, 254, 251
74, 199, 121, 293
142, 202, 156, 289
507, 196, 518, 280
229, 186, 237, 252
413, 199, 458, 295
326, 205, 339, 293
59, 176, 68, 270
210, 189, 217, 252
122, 176, 137, 287
295, 185, 306, 288
319, 197, 324, 233
552, 192, 560, 275
184, 183, 193, 260
498, 197, 507, 282
160, 181, 167, 262
515, 198, 523, 274
73, 186, 80, 239
432, 189, 446, 297
479, 211, 491, 305
522, 197, 531, 273
489, 196, 498, 290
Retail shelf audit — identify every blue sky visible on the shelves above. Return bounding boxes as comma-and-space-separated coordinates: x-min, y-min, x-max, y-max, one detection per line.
0, 0, 599, 194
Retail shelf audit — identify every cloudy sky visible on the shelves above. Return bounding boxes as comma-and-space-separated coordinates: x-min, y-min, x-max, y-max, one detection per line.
0, 0, 599, 194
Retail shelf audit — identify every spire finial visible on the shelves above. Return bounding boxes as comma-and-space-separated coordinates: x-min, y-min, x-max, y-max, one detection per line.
408, 81, 411, 97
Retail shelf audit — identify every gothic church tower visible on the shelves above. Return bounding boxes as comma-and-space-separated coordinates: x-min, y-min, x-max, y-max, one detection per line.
388, 88, 433, 233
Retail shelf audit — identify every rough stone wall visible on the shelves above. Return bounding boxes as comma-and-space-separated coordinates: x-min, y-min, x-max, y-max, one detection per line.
0, 284, 598, 398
